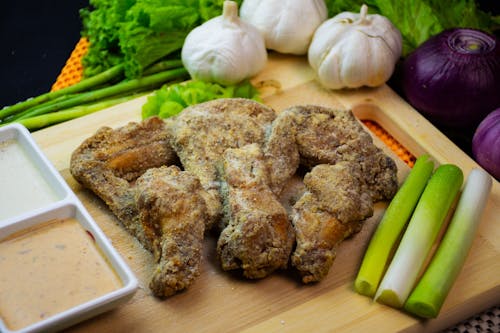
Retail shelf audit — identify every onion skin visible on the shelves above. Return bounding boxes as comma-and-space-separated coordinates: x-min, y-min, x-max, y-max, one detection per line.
402, 28, 500, 130
472, 109, 500, 180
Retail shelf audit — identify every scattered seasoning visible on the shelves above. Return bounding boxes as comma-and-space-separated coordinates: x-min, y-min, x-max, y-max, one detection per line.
86, 229, 96, 242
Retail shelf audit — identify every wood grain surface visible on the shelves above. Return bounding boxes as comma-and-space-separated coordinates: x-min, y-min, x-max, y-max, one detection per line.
31, 53, 499, 333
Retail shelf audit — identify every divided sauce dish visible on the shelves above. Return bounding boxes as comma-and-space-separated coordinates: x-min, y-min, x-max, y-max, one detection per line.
0, 123, 138, 333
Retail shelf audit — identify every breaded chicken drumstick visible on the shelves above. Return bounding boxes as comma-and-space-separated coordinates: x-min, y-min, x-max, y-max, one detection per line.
217, 144, 295, 279
135, 166, 207, 297
291, 162, 374, 283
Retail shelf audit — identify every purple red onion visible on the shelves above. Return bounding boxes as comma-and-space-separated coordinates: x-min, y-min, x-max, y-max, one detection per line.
402, 28, 500, 130
472, 108, 500, 180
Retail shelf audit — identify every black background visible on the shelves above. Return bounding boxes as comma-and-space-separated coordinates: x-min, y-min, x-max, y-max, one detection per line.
1, 0, 89, 107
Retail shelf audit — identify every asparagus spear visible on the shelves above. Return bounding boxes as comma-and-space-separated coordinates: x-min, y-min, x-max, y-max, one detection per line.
143, 59, 184, 75
2, 94, 141, 131
14, 67, 188, 121
0, 64, 124, 119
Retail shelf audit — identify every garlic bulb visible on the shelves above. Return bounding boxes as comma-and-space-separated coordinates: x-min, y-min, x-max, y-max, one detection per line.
308, 5, 402, 89
240, 0, 328, 55
181, 1, 267, 85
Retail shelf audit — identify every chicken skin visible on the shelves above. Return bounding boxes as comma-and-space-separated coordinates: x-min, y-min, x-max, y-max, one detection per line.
276, 105, 397, 283
217, 144, 295, 279
291, 162, 374, 283
135, 166, 207, 297
262, 110, 300, 196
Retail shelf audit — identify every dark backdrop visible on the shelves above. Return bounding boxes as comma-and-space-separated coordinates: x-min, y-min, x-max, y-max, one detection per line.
0, 1, 89, 107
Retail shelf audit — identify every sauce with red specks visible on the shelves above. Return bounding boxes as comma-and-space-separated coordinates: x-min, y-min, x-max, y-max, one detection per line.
0, 218, 122, 330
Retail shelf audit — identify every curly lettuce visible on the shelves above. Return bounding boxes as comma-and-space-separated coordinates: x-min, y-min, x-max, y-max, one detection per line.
80, 0, 242, 78
142, 80, 261, 119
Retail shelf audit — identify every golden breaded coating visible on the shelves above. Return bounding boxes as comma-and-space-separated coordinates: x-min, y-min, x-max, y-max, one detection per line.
70, 118, 209, 297
263, 111, 300, 196
72, 116, 177, 182
291, 162, 374, 283
135, 166, 207, 297
217, 144, 295, 279
70, 100, 400, 294
280, 105, 398, 201
166, 98, 277, 230
70, 117, 177, 249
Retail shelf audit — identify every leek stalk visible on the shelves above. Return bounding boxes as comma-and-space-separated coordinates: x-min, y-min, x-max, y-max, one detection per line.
354, 155, 434, 297
404, 168, 492, 318
374, 164, 463, 308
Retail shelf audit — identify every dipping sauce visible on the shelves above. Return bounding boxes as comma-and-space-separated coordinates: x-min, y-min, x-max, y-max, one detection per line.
0, 139, 59, 221
0, 218, 122, 330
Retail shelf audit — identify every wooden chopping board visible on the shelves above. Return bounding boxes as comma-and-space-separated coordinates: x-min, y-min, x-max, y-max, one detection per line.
31, 53, 499, 333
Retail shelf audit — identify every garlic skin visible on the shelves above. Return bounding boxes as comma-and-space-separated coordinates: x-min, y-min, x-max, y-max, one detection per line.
181, 1, 267, 85
240, 0, 328, 55
308, 5, 402, 89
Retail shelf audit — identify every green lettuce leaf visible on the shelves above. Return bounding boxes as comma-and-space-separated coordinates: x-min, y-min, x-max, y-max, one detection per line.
80, 0, 243, 78
324, 0, 499, 56
142, 80, 260, 119
374, 1, 444, 55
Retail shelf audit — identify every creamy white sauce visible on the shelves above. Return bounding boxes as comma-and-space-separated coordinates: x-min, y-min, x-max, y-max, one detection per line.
0, 139, 59, 220
0, 218, 123, 330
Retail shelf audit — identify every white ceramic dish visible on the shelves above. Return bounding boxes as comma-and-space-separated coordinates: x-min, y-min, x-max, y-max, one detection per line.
0, 124, 138, 333
0, 124, 69, 226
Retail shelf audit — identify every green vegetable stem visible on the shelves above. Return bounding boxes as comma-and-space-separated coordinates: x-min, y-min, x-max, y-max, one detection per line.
5, 95, 140, 131
0, 63, 188, 131
374, 164, 463, 308
404, 168, 492, 318
0, 64, 124, 119
143, 59, 184, 76
14, 67, 188, 121
354, 154, 435, 297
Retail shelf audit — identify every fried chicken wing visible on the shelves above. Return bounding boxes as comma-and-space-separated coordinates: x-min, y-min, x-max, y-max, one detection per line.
166, 98, 277, 230
217, 144, 295, 279
276, 105, 397, 282
280, 105, 398, 201
70, 118, 209, 297
70, 99, 400, 293
72, 116, 177, 182
135, 166, 207, 297
70, 117, 177, 249
291, 162, 374, 283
